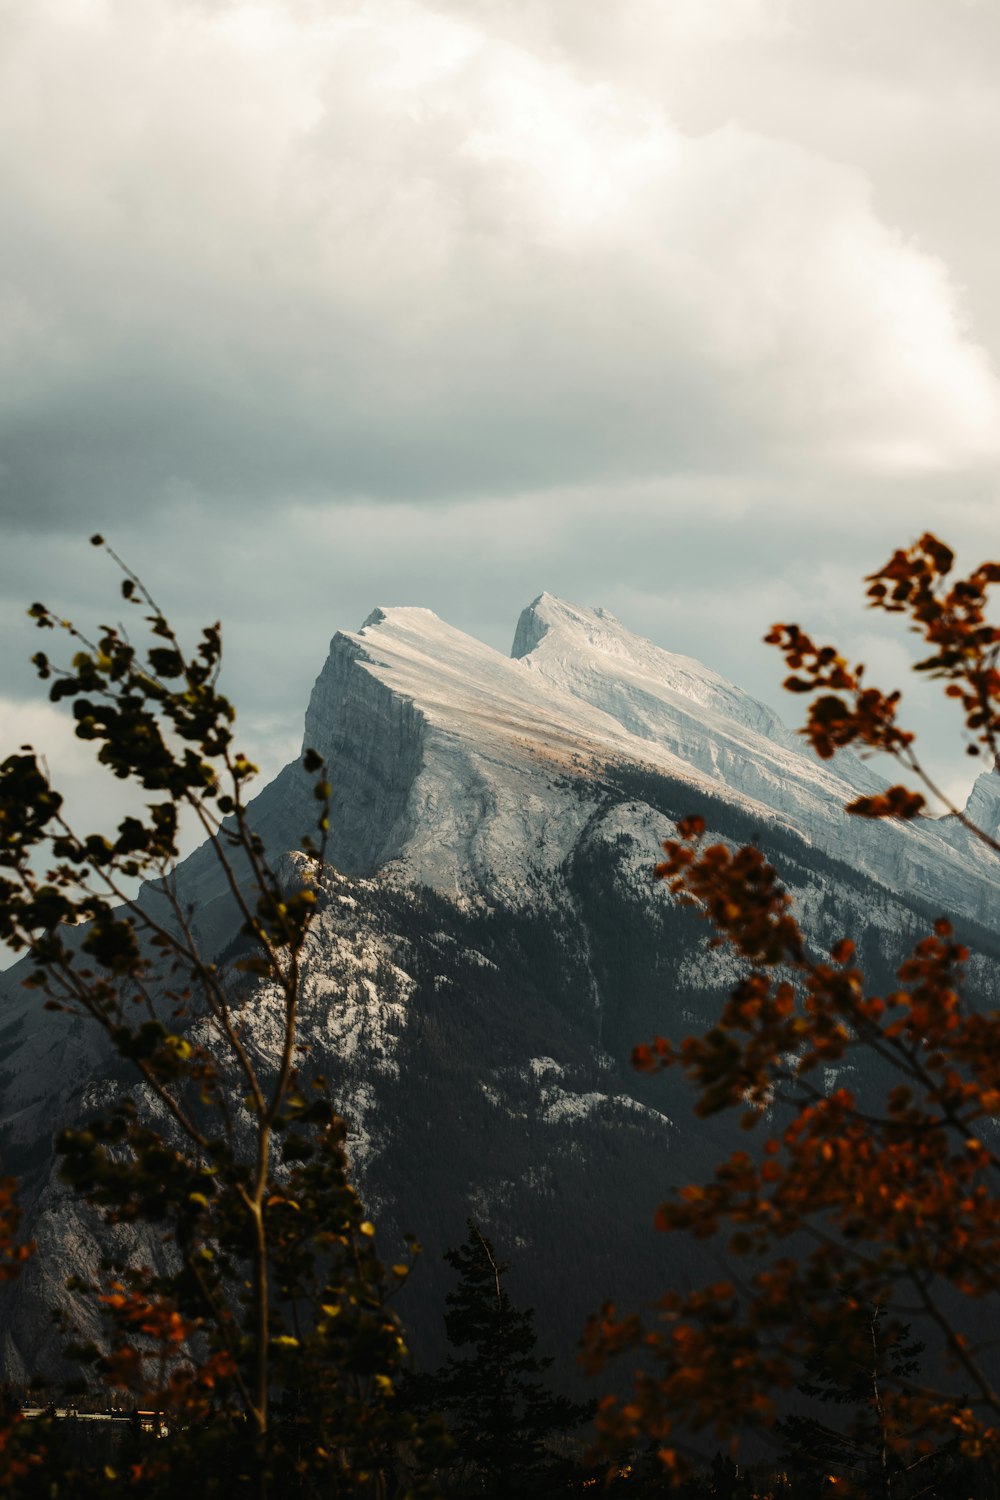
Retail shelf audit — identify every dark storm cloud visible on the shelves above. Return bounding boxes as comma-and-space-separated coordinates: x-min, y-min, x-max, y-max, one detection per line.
1, 0, 998, 852
1, 0, 998, 532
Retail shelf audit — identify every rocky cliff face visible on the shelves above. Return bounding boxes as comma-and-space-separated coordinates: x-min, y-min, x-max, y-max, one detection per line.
252, 592, 998, 924
1, 595, 998, 1383
963, 759, 1000, 846
155, 591, 1000, 929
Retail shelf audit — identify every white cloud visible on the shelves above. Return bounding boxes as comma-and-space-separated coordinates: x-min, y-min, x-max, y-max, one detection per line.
0, 0, 997, 528
0, 695, 147, 838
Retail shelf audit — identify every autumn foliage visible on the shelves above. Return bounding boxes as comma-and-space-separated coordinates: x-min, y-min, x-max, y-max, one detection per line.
767, 532, 1000, 844
583, 536, 1000, 1492
0, 541, 437, 1498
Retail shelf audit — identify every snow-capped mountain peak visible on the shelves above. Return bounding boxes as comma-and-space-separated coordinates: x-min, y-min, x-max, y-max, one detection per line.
964, 759, 1000, 845
285, 595, 1000, 923
512, 592, 797, 743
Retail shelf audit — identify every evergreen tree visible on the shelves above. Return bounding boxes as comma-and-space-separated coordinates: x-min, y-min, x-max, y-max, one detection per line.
410, 1221, 590, 1497
776, 1305, 962, 1500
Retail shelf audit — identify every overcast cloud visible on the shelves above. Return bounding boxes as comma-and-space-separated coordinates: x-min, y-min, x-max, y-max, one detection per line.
1, 0, 998, 840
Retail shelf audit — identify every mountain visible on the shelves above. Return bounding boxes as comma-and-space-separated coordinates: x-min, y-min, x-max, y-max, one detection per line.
156, 592, 1000, 931
1, 595, 998, 1383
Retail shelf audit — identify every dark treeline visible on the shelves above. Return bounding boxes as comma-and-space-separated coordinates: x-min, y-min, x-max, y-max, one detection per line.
6, 1222, 1000, 1499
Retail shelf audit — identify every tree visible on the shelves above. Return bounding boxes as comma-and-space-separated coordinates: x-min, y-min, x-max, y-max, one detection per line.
407, 1221, 590, 1496
582, 535, 1000, 1494
775, 1305, 965, 1499
0, 539, 437, 1497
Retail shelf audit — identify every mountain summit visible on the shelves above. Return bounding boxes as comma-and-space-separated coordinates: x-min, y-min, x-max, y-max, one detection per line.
218, 593, 998, 924
144, 594, 1000, 968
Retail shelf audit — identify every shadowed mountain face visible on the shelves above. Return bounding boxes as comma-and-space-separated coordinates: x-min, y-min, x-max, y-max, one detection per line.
1, 597, 998, 1384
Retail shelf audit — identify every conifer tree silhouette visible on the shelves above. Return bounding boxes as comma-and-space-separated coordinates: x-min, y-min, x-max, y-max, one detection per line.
412, 1221, 590, 1497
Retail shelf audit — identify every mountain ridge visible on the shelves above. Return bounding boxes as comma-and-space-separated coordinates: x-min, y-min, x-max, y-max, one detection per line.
265, 593, 999, 924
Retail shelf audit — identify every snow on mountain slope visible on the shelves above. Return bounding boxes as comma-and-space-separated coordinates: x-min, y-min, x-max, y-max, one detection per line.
139, 591, 999, 956
282, 595, 998, 925
507, 594, 1000, 924
512, 594, 803, 750
963, 760, 1000, 848
308, 603, 724, 899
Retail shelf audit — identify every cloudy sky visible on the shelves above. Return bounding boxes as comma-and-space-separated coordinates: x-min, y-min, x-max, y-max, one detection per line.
2, 0, 999, 835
